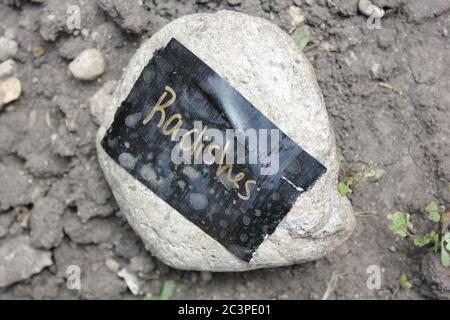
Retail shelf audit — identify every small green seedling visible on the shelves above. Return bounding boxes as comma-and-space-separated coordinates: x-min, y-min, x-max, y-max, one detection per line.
338, 166, 375, 197
425, 202, 440, 222
144, 280, 176, 300
292, 25, 310, 50
388, 201, 450, 268
388, 211, 412, 238
338, 182, 351, 197
399, 273, 412, 289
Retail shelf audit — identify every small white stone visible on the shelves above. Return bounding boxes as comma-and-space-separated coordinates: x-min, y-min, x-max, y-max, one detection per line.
0, 59, 16, 79
288, 5, 305, 29
370, 62, 381, 79
319, 41, 337, 52
117, 269, 141, 295
0, 37, 18, 62
358, 0, 385, 18
81, 28, 90, 39
0, 77, 21, 107
69, 48, 106, 81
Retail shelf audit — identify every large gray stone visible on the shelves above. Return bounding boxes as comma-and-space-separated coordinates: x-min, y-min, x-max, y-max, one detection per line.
96, 10, 354, 271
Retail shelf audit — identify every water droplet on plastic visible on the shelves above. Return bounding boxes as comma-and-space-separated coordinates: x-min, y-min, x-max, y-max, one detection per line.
118, 152, 136, 170
189, 193, 208, 210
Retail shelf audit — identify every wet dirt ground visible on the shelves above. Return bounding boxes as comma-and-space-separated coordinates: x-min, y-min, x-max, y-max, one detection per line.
0, 0, 449, 299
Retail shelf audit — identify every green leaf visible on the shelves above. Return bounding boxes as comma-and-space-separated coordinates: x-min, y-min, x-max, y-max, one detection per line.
414, 235, 431, 247
363, 168, 375, 178
441, 248, 449, 268
443, 233, 450, 251
425, 201, 440, 222
399, 273, 412, 289
389, 211, 408, 238
426, 201, 438, 212
144, 280, 176, 300
338, 182, 351, 197
413, 231, 439, 252
292, 25, 311, 50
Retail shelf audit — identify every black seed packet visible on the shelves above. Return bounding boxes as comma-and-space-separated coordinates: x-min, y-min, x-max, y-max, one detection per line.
101, 38, 326, 262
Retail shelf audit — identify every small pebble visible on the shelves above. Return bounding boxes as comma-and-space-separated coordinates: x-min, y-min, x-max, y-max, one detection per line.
0, 37, 18, 62
319, 41, 337, 52
105, 258, 121, 273
81, 29, 90, 39
68, 48, 106, 81
0, 59, 15, 78
118, 268, 141, 295
288, 5, 305, 29
370, 62, 381, 79
0, 77, 21, 107
358, 0, 384, 18
32, 46, 45, 58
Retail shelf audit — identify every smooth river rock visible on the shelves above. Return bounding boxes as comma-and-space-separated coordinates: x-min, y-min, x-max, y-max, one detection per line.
96, 10, 355, 271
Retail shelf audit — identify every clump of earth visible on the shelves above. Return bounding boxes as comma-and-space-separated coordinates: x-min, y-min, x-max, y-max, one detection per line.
0, 0, 449, 299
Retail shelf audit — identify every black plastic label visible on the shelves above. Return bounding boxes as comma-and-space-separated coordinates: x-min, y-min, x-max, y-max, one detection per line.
101, 38, 326, 262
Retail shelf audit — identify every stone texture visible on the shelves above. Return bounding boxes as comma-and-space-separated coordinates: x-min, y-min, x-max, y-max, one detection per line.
402, 0, 450, 23
0, 214, 14, 238
0, 163, 33, 211
64, 214, 115, 244
0, 235, 53, 287
30, 197, 64, 249
96, 10, 354, 271
97, 0, 152, 34
89, 80, 118, 125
